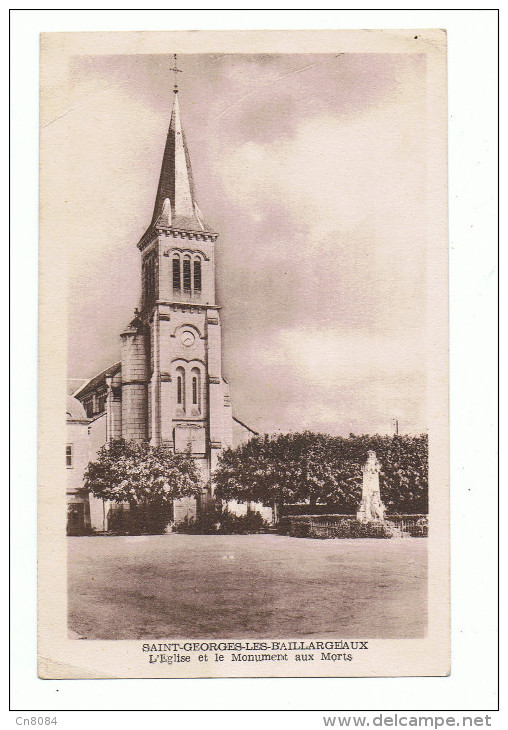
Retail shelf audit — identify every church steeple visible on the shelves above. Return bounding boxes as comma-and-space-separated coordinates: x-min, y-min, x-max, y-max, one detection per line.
149, 88, 210, 233
132, 59, 230, 484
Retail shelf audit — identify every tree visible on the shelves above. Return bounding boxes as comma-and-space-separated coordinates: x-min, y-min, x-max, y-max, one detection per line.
213, 434, 300, 522
214, 431, 349, 522
295, 432, 363, 511
214, 432, 428, 519
331, 434, 429, 514
315, 433, 428, 514
84, 439, 203, 533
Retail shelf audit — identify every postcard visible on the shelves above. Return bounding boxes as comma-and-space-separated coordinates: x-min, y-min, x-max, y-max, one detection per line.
38, 28, 449, 679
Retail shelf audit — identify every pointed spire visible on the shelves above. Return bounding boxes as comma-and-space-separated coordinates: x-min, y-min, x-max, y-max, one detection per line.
150, 88, 210, 232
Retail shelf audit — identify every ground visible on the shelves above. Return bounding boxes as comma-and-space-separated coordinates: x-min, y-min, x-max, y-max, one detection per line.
68, 534, 427, 640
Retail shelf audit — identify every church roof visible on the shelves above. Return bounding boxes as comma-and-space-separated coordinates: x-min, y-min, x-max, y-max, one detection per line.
148, 91, 212, 234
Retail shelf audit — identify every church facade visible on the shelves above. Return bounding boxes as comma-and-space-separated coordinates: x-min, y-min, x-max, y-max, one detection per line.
68, 82, 264, 532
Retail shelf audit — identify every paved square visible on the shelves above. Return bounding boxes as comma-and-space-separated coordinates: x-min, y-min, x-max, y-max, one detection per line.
68, 534, 427, 640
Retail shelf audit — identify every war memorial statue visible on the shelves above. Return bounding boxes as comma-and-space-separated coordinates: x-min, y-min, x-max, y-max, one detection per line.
357, 450, 386, 523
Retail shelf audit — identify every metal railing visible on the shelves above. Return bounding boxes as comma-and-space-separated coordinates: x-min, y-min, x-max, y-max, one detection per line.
280, 514, 428, 539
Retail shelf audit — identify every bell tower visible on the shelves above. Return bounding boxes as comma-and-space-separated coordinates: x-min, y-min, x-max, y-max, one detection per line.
121, 60, 233, 515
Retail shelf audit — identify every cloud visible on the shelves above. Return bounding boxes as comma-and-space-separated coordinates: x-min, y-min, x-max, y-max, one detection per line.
62, 53, 430, 436
227, 325, 426, 436
275, 327, 423, 381
218, 99, 426, 238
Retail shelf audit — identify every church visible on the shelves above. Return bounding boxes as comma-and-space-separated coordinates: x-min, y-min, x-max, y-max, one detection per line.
67, 71, 266, 533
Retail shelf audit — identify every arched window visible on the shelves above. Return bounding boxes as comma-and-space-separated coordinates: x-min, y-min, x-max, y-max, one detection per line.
191, 367, 201, 411
172, 256, 181, 292
176, 366, 185, 410
183, 257, 191, 293
193, 258, 202, 293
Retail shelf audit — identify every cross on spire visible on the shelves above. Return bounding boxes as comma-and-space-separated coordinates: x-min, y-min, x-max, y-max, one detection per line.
170, 53, 182, 93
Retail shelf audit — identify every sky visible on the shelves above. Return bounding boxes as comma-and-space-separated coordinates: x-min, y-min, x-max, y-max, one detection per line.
57, 52, 428, 436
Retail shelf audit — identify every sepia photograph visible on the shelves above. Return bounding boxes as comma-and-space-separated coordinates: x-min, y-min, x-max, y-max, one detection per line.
38, 29, 449, 679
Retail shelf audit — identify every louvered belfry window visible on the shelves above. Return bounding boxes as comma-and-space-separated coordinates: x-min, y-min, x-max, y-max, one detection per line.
183, 257, 191, 292
193, 258, 202, 293
173, 256, 181, 291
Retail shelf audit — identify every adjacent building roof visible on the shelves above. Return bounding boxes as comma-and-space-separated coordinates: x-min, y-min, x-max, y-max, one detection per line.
72, 362, 121, 400
66, 396, 88, 422
67, 378, 88, 395
233, 416, 259, 436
